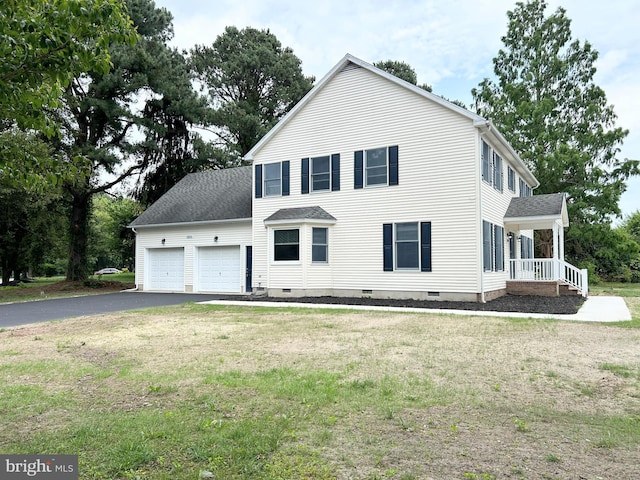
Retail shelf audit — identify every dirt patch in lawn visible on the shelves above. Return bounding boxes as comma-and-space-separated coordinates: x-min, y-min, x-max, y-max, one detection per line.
1, 307, 638, 479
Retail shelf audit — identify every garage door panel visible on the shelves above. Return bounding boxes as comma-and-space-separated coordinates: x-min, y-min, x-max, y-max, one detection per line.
148, 248, 184, 291
198, 246, 240, 293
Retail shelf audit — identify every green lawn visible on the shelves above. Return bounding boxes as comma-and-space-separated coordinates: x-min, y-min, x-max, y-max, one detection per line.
0, 273, 135, 304
1, 297, 639, 479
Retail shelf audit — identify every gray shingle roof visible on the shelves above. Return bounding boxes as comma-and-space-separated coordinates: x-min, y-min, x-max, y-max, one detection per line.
129, 166, 252, 227
504, 193, 566, 219
264, 206, 336, 223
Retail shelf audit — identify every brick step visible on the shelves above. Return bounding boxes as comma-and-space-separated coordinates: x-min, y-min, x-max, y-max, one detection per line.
559, 282, 581, 296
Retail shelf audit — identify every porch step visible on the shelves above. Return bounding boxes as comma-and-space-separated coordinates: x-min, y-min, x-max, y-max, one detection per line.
559, 282, 582, 296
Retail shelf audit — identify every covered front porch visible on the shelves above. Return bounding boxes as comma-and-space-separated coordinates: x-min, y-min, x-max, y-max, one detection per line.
504, 193, 588, 297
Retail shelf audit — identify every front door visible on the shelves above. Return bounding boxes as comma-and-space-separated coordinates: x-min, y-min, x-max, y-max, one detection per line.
245, 246, 252, 292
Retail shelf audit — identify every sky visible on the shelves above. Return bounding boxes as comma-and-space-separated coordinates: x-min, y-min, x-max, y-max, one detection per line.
154, 0, 639, 221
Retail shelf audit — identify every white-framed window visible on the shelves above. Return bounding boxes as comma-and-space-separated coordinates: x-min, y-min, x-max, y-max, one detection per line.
311, 156, 330, 192
366, 147, 388, 186
482, 140, 491, 183
274, 229, 299, 261
483, 220, 505, 272
395, 222, 419, 270
312, 227, 328, 263
264, 162, 282, 196
519, 178, 532, 197
508, 166, 516, 192
383, 221, 431, 272
493, 153, 503, 192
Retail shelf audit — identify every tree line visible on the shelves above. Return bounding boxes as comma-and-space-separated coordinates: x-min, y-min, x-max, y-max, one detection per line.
0, 0, 638, 285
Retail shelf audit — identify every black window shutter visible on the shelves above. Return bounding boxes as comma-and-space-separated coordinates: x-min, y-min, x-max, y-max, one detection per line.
282, 161, 290, 196
495, 225, 504, 271
483, 220, 492, 271
301, 158, 309, 194
389, 145, 399, 185
420, 222, 432, 272
331, 153, 340, 191
383, 223, 393, 271
255, 164, 262, 198
354, 150, 363, 189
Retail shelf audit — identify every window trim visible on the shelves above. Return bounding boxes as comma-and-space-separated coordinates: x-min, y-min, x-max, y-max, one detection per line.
395, 222, 420, 270
365, 147, 388, 187
482, 140, 491, 184
311, 227, 328, 263
264, 162, 282, 197
311, 155, 331, 192
483, 220, 505, 272
273, 228, 300, 262
493, 152, 503, 192
383, 221, 432, 272
507, 166, 516, 193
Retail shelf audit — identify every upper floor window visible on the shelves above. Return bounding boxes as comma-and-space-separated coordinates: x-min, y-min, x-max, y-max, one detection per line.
301, 154, 340, 194
519, 178, 532, 197
264, 162, 282, 196
507, 167, 516, 192
482, 140, 491, 183
354, 145, 399, 189
493, 153, 503, 192
366, 147, 388, 186
312, 156, 330, 191
255, 161, 290, 198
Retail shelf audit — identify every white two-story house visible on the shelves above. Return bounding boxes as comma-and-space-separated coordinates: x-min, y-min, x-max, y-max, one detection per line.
130, 54, 587, 301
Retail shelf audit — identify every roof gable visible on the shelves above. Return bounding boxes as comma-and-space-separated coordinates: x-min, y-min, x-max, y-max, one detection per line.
504, 193, 569, 229
244, 53, 538, 189
129, 166, 252, 227
264, 206, 336, 224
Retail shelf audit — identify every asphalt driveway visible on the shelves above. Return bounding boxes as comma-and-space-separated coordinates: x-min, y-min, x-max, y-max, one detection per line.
0, 292, 224, 328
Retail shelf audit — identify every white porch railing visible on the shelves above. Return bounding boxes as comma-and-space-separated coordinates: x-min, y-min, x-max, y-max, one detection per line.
509, 259, 588, 297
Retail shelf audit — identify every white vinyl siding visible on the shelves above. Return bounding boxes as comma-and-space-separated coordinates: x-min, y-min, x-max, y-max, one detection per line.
252, 66, 481, 296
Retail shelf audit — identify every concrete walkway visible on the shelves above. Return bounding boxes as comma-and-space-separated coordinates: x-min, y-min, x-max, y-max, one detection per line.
199, 295, 632, 322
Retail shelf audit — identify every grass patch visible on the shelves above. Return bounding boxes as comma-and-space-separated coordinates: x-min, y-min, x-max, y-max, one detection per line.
0, 275, 134, 303
1, 302, 640, 478
599, 363, 640, 380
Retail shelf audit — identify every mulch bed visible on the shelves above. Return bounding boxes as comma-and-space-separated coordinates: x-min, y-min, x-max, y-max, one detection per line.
221, 293, 586, 315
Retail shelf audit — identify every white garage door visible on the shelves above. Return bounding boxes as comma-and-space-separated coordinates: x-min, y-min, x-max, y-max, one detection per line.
197, 246, 241, 293
147, 248, 184, 291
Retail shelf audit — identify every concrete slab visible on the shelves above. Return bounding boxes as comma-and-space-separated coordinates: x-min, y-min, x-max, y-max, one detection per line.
198, 295, 633, 322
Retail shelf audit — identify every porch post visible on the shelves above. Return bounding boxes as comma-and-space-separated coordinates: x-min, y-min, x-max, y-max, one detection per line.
559, 222, 565, 261
552, 222, 560, 280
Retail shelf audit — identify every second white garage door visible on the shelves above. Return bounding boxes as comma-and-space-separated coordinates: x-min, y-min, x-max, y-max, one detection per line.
197, 246, 241, 293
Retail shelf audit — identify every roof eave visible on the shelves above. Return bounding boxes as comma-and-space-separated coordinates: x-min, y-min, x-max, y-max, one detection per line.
129, 217, 252, 229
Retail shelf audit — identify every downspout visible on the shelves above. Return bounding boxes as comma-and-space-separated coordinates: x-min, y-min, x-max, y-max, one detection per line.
127, 226, 139, 292
476, 121, 490, 303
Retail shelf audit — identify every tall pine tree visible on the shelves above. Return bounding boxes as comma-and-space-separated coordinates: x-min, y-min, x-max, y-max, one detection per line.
472, 0, 638, 264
